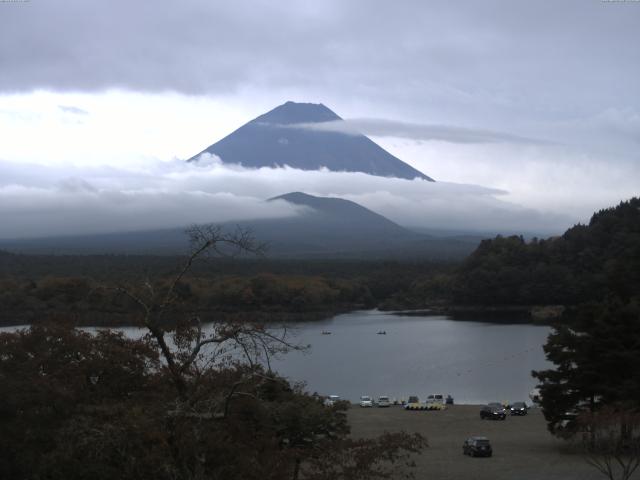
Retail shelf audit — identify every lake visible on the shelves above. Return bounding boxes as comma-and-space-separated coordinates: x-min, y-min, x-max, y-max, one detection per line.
268, 310, 551, 404
1, 309, 552, 404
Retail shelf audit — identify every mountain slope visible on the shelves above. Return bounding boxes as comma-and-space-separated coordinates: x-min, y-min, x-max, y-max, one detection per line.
0, 193, 478, 259
268, 191, 410, 234
188, 101, 433, 181
255, 191, 420, 255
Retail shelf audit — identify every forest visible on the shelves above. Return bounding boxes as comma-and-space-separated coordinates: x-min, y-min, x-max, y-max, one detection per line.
1, 197, 638, 326
0, 254, 452, 326
396, 197, 640, 310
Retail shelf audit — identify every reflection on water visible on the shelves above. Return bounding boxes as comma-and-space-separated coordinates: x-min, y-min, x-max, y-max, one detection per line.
0, 309, 551, 404
268, 310, 551, 404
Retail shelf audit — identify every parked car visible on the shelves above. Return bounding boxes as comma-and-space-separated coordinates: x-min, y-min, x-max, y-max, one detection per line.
360, 395, 374, 407
488, 402, 507, 414
463, 436, 493, 457
377, 395, 391, 407
480, 405, 507, 420
404, 395, 422, 410
510, 401, 528, 416
324, 395, 341, 406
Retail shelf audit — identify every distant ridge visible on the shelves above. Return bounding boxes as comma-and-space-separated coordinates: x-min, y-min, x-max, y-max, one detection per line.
266, 191, 414, 240
0, 192, 480, 259
189, 101, 433, 181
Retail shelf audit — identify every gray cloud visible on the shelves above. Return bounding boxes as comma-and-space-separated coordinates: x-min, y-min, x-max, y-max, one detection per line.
285, 118, 549, 144
0, 155, 574, 239
56, 176, 97, 193
1, 2, 638, 114
2, 0, 636, 157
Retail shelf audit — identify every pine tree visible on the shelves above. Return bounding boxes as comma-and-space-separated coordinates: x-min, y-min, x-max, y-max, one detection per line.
533, 298, 640, 437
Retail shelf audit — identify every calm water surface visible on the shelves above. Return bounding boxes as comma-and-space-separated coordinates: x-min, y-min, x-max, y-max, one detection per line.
1, 309, 551, 404
269, 310, 551, 404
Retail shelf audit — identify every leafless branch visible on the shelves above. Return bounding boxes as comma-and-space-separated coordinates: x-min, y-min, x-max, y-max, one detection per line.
579, 407, 640, 480
98, 223, 298, 399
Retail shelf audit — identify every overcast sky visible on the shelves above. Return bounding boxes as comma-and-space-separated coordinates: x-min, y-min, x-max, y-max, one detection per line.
0, 0, 638, 238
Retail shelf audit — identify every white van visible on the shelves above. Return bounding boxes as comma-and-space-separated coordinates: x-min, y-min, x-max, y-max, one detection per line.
427, 394, 445, 404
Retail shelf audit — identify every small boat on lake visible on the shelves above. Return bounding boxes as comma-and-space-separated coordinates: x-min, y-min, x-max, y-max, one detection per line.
377, 330, 386, 335
321, 331, 332, 335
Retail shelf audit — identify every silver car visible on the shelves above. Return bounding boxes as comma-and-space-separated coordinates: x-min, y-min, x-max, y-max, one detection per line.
360, 395, 374, 407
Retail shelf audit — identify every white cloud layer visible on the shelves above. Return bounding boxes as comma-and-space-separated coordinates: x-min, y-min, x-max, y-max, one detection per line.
286, 119, 548, 145
0, 155, 576, 240
0, 90, 637, 240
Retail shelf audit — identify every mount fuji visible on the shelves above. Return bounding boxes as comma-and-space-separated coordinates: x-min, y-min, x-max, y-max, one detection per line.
188, 101, 433, 181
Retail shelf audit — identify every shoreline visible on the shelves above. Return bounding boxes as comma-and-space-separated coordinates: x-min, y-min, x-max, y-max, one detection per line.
384, 304, 564, 324
0, 304, 564, 328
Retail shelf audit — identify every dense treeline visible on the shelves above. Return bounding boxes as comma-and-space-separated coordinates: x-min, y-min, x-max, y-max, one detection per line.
399, 198, 640, 308
2, 197, 638, 324
0, 252, 450, 281
0, 274, 369, 326
0, 255, 453, 326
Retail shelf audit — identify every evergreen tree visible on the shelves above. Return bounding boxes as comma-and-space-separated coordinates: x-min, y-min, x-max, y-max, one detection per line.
533, 298, 640, 436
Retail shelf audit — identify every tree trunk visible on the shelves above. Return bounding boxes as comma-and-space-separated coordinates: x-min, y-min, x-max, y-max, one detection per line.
292, 457, 301, 480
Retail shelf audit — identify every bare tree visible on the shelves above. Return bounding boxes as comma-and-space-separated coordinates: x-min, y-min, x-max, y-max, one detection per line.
1, 224, 428, 479
578, 407, 640, 480
113, 224, 300, 398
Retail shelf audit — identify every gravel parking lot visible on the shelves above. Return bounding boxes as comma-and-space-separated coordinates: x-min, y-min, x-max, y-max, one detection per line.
348, 405, 612, 480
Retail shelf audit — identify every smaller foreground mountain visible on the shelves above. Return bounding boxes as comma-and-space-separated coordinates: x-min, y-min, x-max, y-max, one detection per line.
268, 191, 410, 236
254, 192, 419, 256
0, 193, 478, 259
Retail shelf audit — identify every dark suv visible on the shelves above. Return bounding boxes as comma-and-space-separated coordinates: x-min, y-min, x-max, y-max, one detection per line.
488, 402, 507, 414
463, 436, 493, 457
510, 401, 528, 416
480, 405, 506, 420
